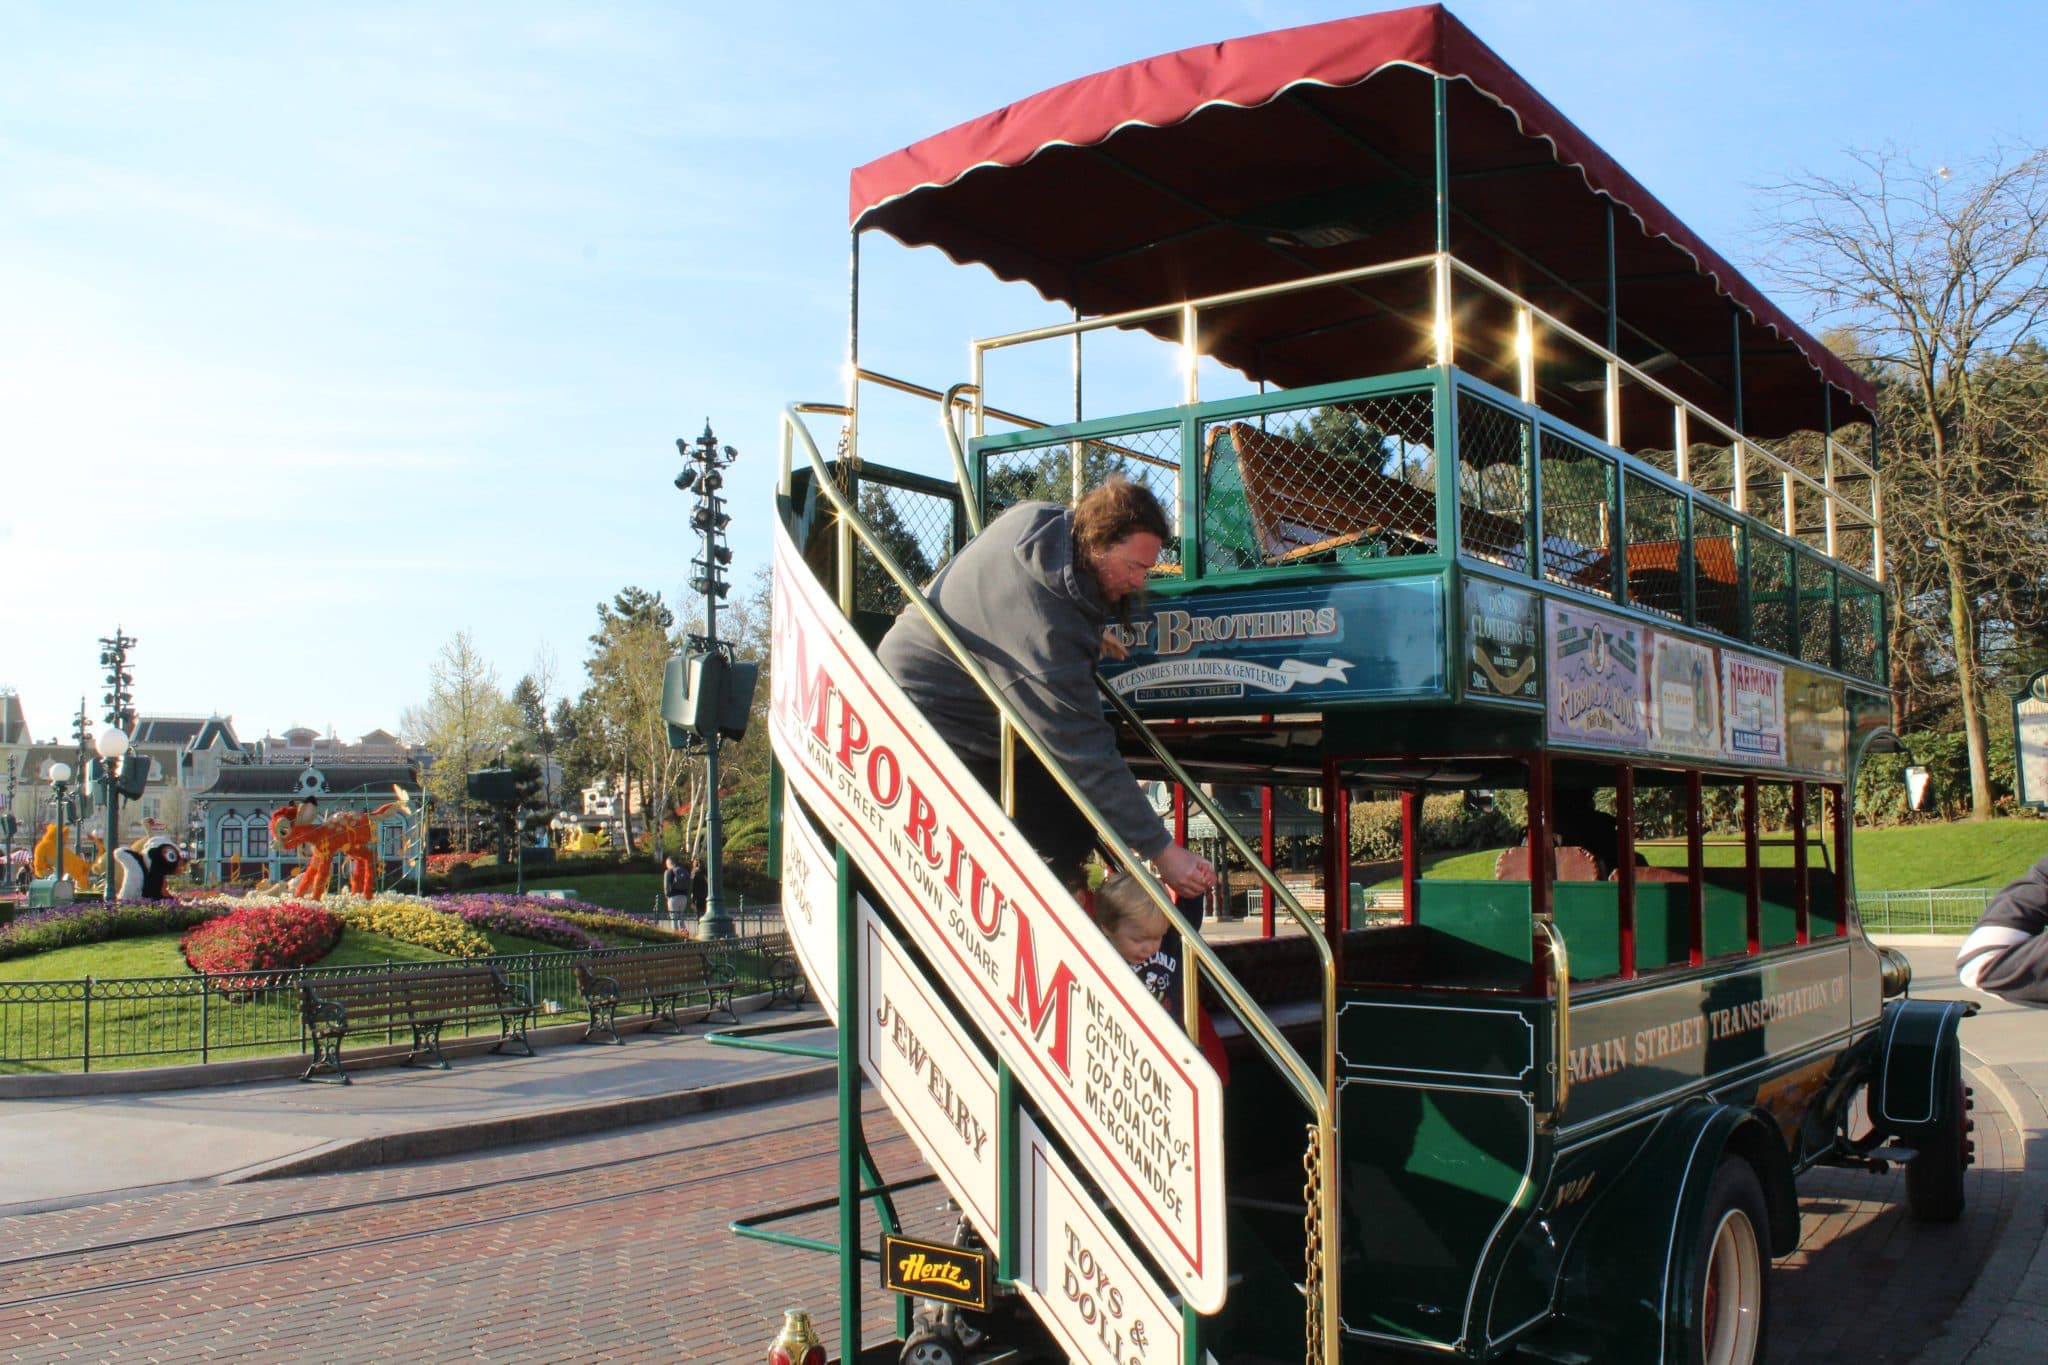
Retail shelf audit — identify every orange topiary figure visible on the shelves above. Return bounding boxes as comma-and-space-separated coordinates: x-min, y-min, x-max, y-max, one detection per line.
31, 823, 95, 888
269, 799, 399, 899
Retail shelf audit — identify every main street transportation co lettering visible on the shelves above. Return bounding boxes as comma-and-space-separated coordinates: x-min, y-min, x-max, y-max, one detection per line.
768, 521, 1226, 1313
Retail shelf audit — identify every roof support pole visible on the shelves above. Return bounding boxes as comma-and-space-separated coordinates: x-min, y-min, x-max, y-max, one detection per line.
1730, 305, 1746, 513
847, 229, 860, 465
1071, 306, 1084, 503
1823, 387, 1838, 558
1433, 76, 1454, 369
1605, 202, 1621, 447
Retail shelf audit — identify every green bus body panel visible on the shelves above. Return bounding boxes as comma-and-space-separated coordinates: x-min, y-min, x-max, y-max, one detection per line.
1558, 941, 1868, 1126
1336, 991, 1553, 1352
1552, 883, 1622, 981
1411, 881, 1533, 980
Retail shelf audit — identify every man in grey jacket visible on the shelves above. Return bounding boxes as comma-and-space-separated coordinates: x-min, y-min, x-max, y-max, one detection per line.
878, 477, 1216, 897
1957, 854, 2048, 1007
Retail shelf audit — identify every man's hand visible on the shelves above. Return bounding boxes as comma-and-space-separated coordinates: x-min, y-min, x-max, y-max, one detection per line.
1100, 629, 1129, 661
1154, 842, 1216, 898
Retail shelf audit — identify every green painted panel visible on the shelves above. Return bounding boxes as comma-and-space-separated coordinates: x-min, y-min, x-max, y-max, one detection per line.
1560, 943, 1856, 1124
1810, 867, 1844, 933
1634, 883, 1690, 969
1702, 882, 1748, 958
1415, 880, 1531, 980
1760, 894, 1799, 949
1338, 1079, 1534, 1346
1553, 883, 1623, 981
1338, 999, 1535, 1083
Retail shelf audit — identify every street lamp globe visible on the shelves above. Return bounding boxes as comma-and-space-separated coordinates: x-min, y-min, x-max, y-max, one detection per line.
96, 727, 130, 761
48, 762, 73, 784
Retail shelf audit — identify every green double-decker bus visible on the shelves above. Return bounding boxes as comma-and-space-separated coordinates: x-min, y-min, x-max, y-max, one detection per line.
760, 8, 1974, 1363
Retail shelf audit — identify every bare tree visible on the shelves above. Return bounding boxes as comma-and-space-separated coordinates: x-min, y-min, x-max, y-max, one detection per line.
1762, 144, 2048, 818
401, 630, 521, 850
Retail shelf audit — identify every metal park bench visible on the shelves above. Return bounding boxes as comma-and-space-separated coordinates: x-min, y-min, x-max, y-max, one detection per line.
574, 947, 737, 1044
757, 931, 807, 1009
298, 965, 536, 1084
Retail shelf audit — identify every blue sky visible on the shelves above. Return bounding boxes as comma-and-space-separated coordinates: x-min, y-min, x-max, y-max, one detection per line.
2, 0, 2041, 744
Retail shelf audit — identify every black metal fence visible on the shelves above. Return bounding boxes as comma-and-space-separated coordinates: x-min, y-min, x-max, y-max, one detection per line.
0, 934, 787, 1075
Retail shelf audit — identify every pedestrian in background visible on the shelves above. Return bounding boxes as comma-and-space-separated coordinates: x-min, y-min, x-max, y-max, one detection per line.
663, 855, 690, 924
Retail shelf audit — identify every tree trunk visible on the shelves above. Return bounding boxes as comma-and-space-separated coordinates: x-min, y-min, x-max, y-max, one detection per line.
1938, 538, 1996, 818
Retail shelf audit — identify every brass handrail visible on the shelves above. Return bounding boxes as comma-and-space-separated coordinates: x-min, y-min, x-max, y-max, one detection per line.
1534, 914, 1571, 1133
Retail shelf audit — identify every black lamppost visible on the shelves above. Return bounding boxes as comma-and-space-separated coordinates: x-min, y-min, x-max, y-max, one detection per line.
96, 628, 137, 890
674, 420, 738, 937
2, 756, 17, 889
47, 761, 75, 902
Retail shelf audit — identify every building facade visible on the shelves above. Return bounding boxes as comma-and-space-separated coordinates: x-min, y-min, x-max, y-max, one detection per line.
192, 761, 421, 886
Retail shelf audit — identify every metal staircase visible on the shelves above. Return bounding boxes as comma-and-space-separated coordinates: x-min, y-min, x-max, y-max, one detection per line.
761, 403, 1346, 1364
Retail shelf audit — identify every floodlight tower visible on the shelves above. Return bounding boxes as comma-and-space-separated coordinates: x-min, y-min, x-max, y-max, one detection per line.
97, 627, 137, 889
673, 420, 739, 937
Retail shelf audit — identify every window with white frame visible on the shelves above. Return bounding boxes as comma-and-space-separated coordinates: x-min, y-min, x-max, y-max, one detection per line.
245, 817, 270, 860
218, 822, 242, 859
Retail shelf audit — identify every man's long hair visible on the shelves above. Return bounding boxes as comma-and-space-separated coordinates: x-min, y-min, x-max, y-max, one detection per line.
1072, 476, 1171, 623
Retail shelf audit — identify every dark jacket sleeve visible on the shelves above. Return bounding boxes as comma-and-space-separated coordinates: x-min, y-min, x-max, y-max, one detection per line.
1001, 663, 1171, 860
1957, 855, 2048, 1007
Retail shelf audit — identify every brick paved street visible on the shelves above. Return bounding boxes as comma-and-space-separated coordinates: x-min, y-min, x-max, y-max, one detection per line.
0, 1082, 2021, 1363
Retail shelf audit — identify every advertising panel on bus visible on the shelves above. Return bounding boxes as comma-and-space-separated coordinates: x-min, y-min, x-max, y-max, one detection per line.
1547, 602, 1647, 748
1465, 579, 1541, 701
1785, 669, 1848, 778
1017, 1113, 1185, 1365
860, 902, 1002, 1238
768, 519, 1228, 1313
1100, 579, 1443, 714
779, 782, 840, 1023
1722, 653, 1787, 763
1648, 632, 1721, 758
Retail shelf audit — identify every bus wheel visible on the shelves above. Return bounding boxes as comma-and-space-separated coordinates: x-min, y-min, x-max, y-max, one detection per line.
1906, 1074, 1972, 1222
1690, 1158, 1769, 1365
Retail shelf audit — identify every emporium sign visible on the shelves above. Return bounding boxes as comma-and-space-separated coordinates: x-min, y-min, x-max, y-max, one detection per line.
1547, 603, 1646, 747
768, 519, 1227, 1313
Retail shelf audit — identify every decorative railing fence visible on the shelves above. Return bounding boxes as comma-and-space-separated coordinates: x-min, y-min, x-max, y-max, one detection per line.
1855, 889, 1995, 936
0, 933, 784, 1075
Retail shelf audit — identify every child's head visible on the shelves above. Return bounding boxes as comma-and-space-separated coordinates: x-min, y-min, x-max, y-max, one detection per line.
1093, 872, 1170, 967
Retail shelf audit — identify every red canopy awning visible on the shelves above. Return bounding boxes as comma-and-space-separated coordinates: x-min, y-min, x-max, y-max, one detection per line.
852, 4, 1872, 438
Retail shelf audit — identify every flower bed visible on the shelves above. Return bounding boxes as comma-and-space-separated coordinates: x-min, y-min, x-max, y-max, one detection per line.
426, 852, 492, 873
0, 899, 217, 961
181, 903, 342, 983
328, 898, 492, 958
554, 907, 687, 944
437, 895, 604, 951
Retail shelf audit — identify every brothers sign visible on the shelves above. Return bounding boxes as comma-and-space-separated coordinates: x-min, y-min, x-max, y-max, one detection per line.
768, 520, 1226, 1312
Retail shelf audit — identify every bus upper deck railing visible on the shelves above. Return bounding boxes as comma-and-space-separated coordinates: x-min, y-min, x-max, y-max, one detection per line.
965, 251, 1879, 566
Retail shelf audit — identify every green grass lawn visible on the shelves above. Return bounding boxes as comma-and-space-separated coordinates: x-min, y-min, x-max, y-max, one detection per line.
1369, 817, 2045, 892
460, 870, 662, 914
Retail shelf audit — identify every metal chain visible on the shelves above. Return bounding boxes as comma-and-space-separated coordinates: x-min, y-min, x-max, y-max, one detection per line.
1302, 1122, 1325, 1361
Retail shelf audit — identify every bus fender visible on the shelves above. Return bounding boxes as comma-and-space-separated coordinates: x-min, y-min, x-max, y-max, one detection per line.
1547, 1099, 1791, 1363
1871, 997, 1976, 1144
